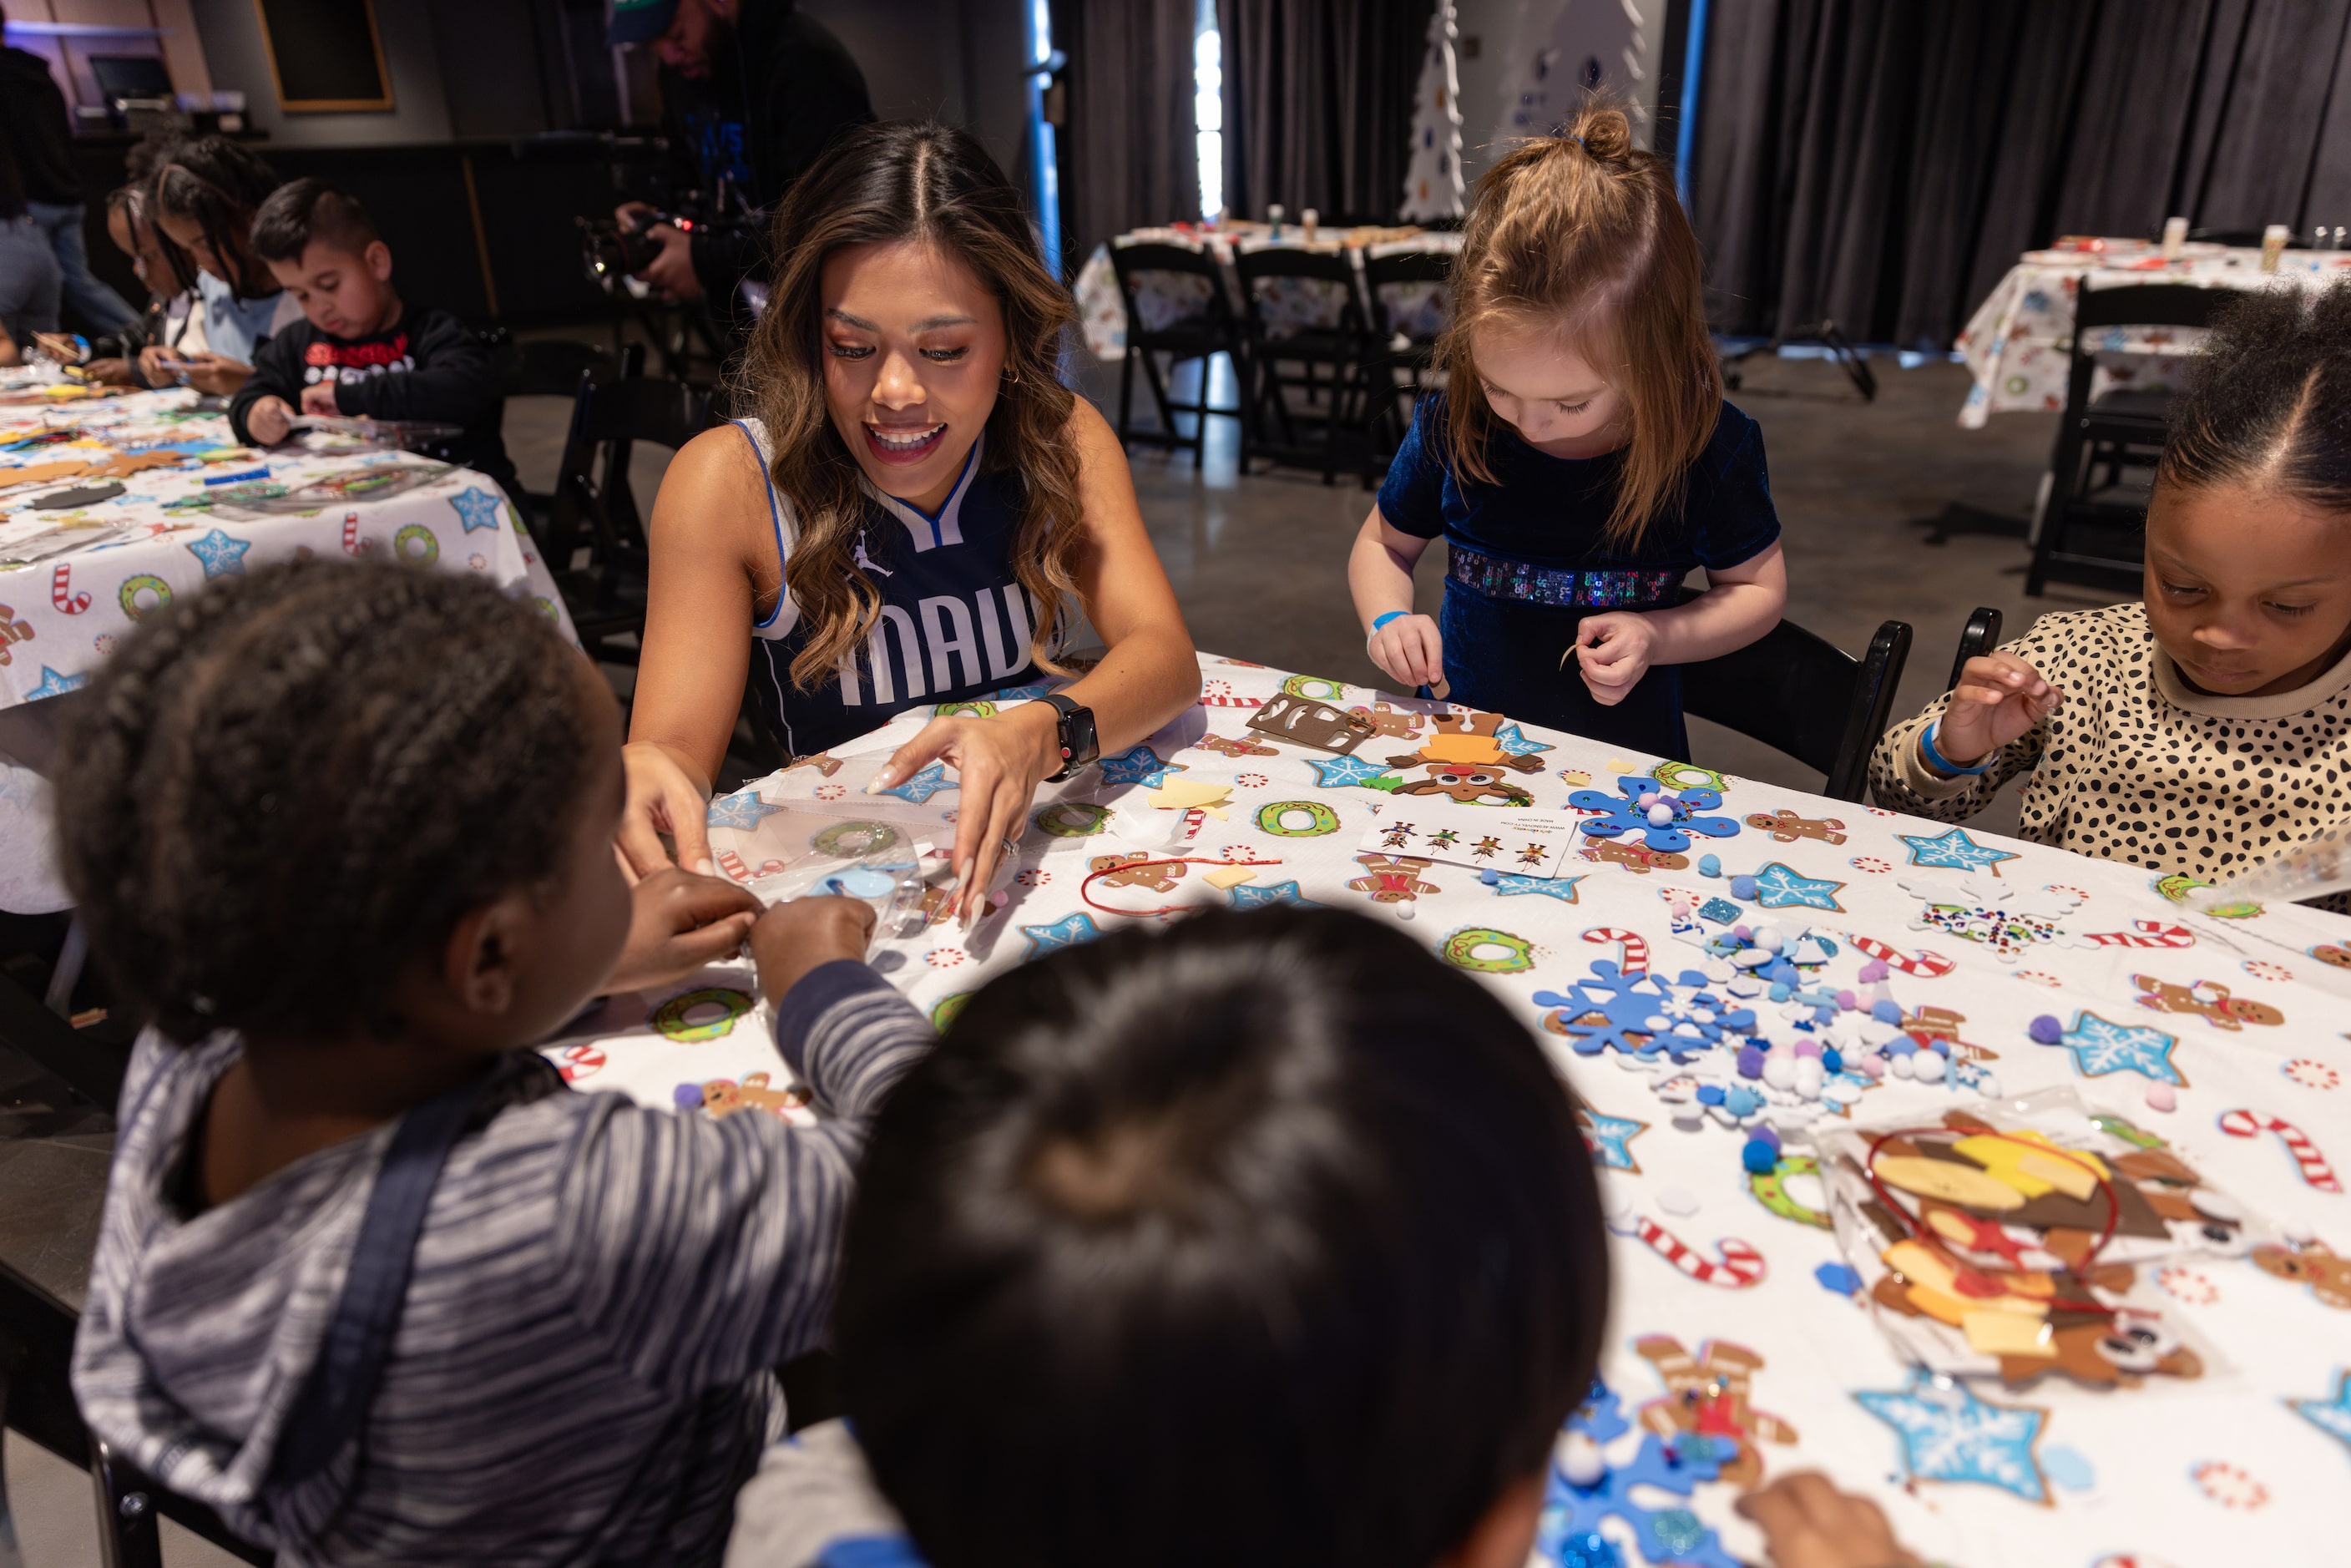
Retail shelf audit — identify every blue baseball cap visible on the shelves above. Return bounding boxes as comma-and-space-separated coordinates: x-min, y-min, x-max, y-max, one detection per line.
606, 0, 678, 46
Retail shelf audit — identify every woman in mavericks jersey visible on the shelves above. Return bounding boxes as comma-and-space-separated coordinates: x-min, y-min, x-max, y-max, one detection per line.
624, 121, 1199, 918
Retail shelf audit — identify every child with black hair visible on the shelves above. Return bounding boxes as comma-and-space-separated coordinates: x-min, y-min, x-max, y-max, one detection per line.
231, 178, 526, 512
141, 135, 296, 394
1872, 282, 2351, 911
726, 905, 1611, 1568
62, 558, 933, 1566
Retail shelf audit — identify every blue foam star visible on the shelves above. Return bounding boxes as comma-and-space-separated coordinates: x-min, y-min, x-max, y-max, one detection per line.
447, 486, 505, 533
24, 665, 87, 701
1021, 911, 1102, 959
1491, 722, 1554, 756
876, 763, 957, 803
1568, 775, 1740, 852
1579, 1110, 1644, 1171
1495, 873, 1585, 901
2053, 1009, 2185, 1085
183, 527, 251, 578
989, 681, 1054, 701
1854, 1373, 2047, 1503
1098, 744, 1186, 787
1898, 826, 2020, 876
1229, 879, 1322, 910
1307, 754, 1396, 789
705, 787, 786, 830
2292, 1371, 2351, 1459
1750, 861, 1847, 912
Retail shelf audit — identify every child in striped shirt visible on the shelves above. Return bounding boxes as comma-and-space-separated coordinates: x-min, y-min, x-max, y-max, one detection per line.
61, 558, 933, 1566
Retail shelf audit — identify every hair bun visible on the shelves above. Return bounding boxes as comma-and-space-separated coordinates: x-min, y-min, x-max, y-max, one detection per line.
1566, 105, 1634, 162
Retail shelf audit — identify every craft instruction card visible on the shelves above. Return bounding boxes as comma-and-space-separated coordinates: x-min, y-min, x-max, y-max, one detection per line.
1355, 804, 1578, 878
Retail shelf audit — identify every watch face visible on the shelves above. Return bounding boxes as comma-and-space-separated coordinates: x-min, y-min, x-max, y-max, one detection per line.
1067, 706, 1100, 765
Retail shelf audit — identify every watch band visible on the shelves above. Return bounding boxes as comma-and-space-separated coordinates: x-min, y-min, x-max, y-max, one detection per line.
1042, 693, 1098, 782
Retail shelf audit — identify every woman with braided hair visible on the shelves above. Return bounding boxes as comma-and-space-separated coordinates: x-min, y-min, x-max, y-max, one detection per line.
59, 558, 938, 1564
624, 119, 1200, 926
139, 135, 300, 394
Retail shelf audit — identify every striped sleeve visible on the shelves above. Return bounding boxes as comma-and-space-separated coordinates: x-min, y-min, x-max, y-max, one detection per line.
550, 964, 932, 1395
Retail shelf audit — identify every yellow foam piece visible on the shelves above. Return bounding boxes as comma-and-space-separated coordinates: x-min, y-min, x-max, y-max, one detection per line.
1203, 865, 1257, 890
1875, 1155, 2025, 1211
1145, 780, 1233, 811
1954, 1132, 2106, 1201
1422, 734, 1504, 765
1964, 1309, 2056, 1358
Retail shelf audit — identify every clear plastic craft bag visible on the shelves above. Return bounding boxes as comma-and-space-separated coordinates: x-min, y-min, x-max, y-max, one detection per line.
2187, 820, 2351, 913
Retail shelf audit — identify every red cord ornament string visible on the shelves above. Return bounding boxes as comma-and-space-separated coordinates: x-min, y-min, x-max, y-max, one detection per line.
1078, 853, 1287, 919
1861, 1124, 2123, 1315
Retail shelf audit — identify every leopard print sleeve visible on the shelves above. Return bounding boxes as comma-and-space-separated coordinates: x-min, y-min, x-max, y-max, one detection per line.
1867, 613, 2090, 821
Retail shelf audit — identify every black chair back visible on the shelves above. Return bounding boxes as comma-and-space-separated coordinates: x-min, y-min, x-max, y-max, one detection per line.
1682, 615, 1913, 802
1107, 243, 1239, 339
1232, 246, 1372, 483
1105, 243, 1246, 464
1358, 248, 1453, 337
1231, 245, 1367, 339
545, 369, 711, 665
1947, 606, 2004, 691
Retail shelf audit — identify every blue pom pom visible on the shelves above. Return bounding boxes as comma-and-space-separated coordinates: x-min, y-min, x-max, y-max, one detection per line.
1725, 1086, 1762, 1116
1742, 1138, 1778, 1174
1698, 853, 1722, 878
1886, 1036, 1917, 1056
1821, 1048, 1843, 1073
1480, 867, 1500, 885
1767, 982, 1790, 1002
1696, 1083, 1726, 1105
2028, 1013, 2064, 1044
1815, 1262, 1862, 1296
1870, 999, 1903, 1024
1729, 875, 1758, 899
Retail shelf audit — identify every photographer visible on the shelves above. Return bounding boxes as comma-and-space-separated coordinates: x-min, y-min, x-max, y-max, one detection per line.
608, 0, 873, 309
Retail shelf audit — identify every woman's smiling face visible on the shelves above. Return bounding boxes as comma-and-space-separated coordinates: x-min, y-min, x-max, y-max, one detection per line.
820, 239, 1008, 513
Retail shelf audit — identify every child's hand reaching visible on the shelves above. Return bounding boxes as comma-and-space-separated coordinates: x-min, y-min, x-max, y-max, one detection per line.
1735, 1472, 1920, 1568
1571, 612, 1658, 706
746, 895, 878, 1004
1934, 651, 2063, 771
1366, 612, 1443, 690
245, 395, 296, 445
301, 380, 341, 415
601, 867, 761, 995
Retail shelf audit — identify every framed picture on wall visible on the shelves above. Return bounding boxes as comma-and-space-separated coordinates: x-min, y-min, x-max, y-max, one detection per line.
252, 0, 393, 112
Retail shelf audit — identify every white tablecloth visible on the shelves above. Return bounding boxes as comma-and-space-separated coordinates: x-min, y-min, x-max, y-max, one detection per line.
1955, 243, 2351, 427
552, 652, 2351, 1568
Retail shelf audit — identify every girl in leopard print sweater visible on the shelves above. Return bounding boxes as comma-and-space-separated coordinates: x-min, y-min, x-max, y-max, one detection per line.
1870, 284, 2351, 911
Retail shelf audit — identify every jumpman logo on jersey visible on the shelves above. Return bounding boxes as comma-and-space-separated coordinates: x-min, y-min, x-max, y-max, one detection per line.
853, 536, 893, 577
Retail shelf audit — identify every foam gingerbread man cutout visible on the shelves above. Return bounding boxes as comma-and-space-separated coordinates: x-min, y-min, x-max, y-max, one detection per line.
1346, 701, 1424, 740
2131, 974, 2284, 1029
1632, 1335, 1797, 1486
1090, 851, 1186, 894
1348, 854, 1440, 905
1580, 839, 1691, 874
1745, 808, 1848, 845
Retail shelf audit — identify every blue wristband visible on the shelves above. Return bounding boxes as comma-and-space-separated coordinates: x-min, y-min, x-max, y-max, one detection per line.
1919, 720, 1993, 777
1369, 610, 1408, 634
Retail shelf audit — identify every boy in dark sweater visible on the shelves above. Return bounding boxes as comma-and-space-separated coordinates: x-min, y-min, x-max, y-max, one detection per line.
230, 179, 524, 512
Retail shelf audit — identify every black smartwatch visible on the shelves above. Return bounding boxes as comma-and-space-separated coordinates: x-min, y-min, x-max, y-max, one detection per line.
1042, 693, 1099, 781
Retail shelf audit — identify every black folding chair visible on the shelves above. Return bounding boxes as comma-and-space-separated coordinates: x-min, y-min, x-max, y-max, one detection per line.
2025, 283, 2243, 596
479, 330, 627, 537
1358, 248, 1453, 484
1232, 245, 1373, 484
544, 362, 710, 668
1947, 606, 2004, 691
1682, 614, 1913, 802
1107, 244, 1248, 468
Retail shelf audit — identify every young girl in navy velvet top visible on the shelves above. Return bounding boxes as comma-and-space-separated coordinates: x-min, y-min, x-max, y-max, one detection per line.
1348, 104, 1787, 759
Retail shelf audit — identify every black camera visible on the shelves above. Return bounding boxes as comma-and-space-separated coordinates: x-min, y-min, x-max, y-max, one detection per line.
579, 211, 677, 292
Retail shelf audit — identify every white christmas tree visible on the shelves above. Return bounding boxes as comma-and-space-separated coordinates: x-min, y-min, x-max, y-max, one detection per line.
1398, 0, 1466, 222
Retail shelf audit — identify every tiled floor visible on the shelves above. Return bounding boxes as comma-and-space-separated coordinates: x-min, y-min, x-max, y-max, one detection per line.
2, 343, 2126, 1563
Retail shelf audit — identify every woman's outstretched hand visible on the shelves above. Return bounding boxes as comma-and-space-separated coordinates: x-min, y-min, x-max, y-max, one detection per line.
620, 741, 717, 877
868, 703, 1059, 928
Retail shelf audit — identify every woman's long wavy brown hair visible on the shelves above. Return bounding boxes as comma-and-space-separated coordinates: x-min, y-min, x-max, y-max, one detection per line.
737, 120, 1084, 690
1434, 103, 1720, 550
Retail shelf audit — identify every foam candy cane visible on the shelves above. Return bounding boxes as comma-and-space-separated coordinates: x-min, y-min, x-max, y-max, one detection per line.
2085, 919, 2196, 949
341, 511, 366, 555
1845, 934, 1956, 978
1631, 1217, 1767, 1287
51, 564, 88, 615
1583, 926, 1650, 974
2219, 1110, 2341, 1191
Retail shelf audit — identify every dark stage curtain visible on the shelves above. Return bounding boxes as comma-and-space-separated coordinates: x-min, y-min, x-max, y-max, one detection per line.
1692, 0, 2351, 348
1052, 0, 1202, 266
1216, 0, 1436, 225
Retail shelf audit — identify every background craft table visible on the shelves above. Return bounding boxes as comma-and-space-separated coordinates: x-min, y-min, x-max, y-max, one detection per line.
1954, 241, 2351, 428
556, 651, 2351, 1568
0, 372, 574, 913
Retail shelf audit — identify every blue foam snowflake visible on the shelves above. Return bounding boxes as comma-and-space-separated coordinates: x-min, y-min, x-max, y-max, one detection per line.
447, 486, 505, 532
876, 763, 957, 803
1494, 873, 1585, 901
1021, 912, 1103, 959
1536, 1430, 1736, 1568
1571, 1380, 1631, 1444
1854, 1373, 2047, 1503
1534, 962, 1753, 1062
1099, 745, 1185, 787
1749, 862, 1847, 912
1897, 826, 2019, 876
1580, 1110, 1645, 1171
2293, 1371, 2351, 1460
1567, 776, 1740, 852
705, 787, 786, 830
1229, 879, 1322, 910
2054, 1009, 2185, 1085
1307, 754, 1396, 788
1491, 722, 1555, 756
183, 527, 252, 578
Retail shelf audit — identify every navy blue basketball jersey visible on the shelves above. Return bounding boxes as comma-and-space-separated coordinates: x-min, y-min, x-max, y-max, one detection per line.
734, 418, 1044, 757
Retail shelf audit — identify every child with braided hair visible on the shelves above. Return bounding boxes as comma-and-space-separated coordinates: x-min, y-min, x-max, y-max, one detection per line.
139, 135, 299, 394
60, 559, 936, 1565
